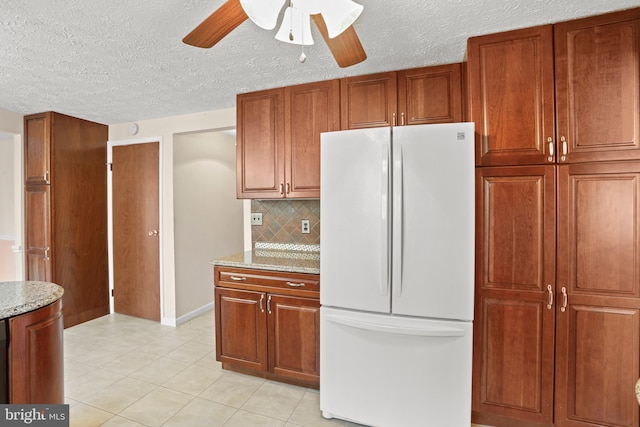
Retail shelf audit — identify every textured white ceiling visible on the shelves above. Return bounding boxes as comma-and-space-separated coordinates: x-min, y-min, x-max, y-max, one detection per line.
1, 0, 639, 124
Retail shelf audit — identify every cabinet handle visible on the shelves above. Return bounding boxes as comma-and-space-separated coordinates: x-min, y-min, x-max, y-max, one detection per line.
285, 182, 290, 194
229, 276, 246, 281
267, 294, 272, 314
259, 294, 265, 312
279, 182, 284, 195
286, 281, 305, 287
401, 112, 405, 126
44, 247, 50, 261
560, 136, 568, 161
547, 137, 554, 162
44, 170, 50, 184
392, 112, 397, 127
561, 286, 568, 312
546, 284, 553, 309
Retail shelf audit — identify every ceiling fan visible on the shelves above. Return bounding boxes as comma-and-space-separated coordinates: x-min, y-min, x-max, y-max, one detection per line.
183, 0, 367, 68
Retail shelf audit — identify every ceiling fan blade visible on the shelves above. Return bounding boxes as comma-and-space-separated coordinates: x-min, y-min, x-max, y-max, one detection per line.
183, 0, 248, 48
311, 14, 367, 68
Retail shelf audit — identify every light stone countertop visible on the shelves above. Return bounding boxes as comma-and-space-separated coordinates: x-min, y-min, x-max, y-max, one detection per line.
0, 281, 64, 320
211, 249, 320, 275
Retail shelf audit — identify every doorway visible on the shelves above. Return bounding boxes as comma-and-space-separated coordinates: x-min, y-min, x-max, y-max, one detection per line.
108, 139, 162, 321
0, 132, 23, 281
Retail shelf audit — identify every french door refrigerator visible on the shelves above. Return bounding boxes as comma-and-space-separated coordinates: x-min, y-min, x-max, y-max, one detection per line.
320, 123, 475, 427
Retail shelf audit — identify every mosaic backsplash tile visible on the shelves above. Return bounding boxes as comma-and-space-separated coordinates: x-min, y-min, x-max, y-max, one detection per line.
251, 199, 320, 247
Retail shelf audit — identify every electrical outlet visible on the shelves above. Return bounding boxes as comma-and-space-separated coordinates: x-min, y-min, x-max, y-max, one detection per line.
251, 212, 262, 226
301, 219, 310, 234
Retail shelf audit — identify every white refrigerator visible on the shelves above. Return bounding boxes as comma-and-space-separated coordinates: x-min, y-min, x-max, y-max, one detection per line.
319, 123, 475, 427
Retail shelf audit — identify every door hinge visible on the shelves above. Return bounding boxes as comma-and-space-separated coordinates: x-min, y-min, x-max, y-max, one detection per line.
105, 162, 112, 171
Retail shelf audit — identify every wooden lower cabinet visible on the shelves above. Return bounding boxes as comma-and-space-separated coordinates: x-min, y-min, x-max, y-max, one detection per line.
9, 298, 64, 404
214, 267, 320, 388
474, 162, 640, 427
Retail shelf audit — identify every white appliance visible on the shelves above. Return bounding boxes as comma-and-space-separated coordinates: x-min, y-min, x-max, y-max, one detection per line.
320, 123, 475, 427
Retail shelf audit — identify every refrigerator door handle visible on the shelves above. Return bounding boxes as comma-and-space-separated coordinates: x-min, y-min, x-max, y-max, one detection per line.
392, 143, 404, 296
380, 144, 390, 296
325, 313, 466, 337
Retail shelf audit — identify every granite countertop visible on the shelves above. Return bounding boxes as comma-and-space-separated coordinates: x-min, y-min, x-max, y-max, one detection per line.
0, 281, 64, 320
211, 243, 320, 275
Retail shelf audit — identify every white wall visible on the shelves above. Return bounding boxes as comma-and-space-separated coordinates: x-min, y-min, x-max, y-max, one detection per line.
173, 131, 243, 320
0, 139, 14, 236
0, 108, 24, 280
109, 108, 251, 325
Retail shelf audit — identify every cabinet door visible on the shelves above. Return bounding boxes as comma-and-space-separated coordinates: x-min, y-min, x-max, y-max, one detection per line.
555, 162, 640, 427
467, 25, 555, 166
267, 294, 320, 385
24, 113, 51, 185
9, 298, 64, 404
24, 185, 52, 282
473, 166, 556, 426
214, 287, 267, 372
554, 9, 640, 164
236, 88, 285, 198
397, 63, 462, 125
340, 72, 397, 129
285, 80, 340, 198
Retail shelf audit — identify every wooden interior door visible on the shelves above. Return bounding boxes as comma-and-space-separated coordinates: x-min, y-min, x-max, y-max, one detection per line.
555, 161, 640, 427
112, 142, 160, 321
472, 165, 556, 426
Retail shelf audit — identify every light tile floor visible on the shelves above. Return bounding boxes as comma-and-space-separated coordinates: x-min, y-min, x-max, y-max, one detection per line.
64, 310, 491, 427
64, 310, 363, 427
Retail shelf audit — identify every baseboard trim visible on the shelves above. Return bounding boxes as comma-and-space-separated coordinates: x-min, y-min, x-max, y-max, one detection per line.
174, 302, 214, 326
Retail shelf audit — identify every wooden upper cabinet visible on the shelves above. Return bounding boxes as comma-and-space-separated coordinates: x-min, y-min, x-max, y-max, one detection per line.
236, 88, 285, 199
237, 81, 338, 199
397, 63, 463, 125
554, 8, 640, 164
341, 65, 463, 130
341, 72, 397, 129
467, 25, 556, 166
24, 113, 51, 185
285, 80, 340, 198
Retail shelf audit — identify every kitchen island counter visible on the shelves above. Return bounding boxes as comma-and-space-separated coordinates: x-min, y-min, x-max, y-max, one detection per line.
211, 246, 320, 275
0, 281, 64, 320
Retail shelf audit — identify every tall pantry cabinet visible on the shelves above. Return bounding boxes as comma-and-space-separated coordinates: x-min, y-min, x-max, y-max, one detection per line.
469, 7, 640, 427
24, 112, 109, 328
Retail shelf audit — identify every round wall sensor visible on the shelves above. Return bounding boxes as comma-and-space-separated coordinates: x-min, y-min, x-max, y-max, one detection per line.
128, 123, 139, 135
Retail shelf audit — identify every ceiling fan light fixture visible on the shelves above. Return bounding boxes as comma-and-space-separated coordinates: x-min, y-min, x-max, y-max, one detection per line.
275, 6, 314, 46
320, 0, 363, 38
239, 0, 286, 30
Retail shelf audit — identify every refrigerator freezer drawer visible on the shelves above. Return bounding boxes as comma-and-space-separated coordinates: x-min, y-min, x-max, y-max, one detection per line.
320, 307, 473, 427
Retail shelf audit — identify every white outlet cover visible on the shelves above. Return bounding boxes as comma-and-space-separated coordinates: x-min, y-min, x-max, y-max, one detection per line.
251, 212, 263, 226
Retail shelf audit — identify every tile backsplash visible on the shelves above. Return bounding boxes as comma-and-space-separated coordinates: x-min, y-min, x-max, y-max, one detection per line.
251, 199, 320, 247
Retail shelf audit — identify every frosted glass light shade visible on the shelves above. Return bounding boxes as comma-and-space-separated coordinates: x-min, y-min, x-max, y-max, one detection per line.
321, 0, 363, 38
275, 6, 314, 45
239, 0, 286, 30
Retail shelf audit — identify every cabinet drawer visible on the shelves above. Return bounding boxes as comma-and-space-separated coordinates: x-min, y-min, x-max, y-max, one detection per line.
215, 266, 319, 295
